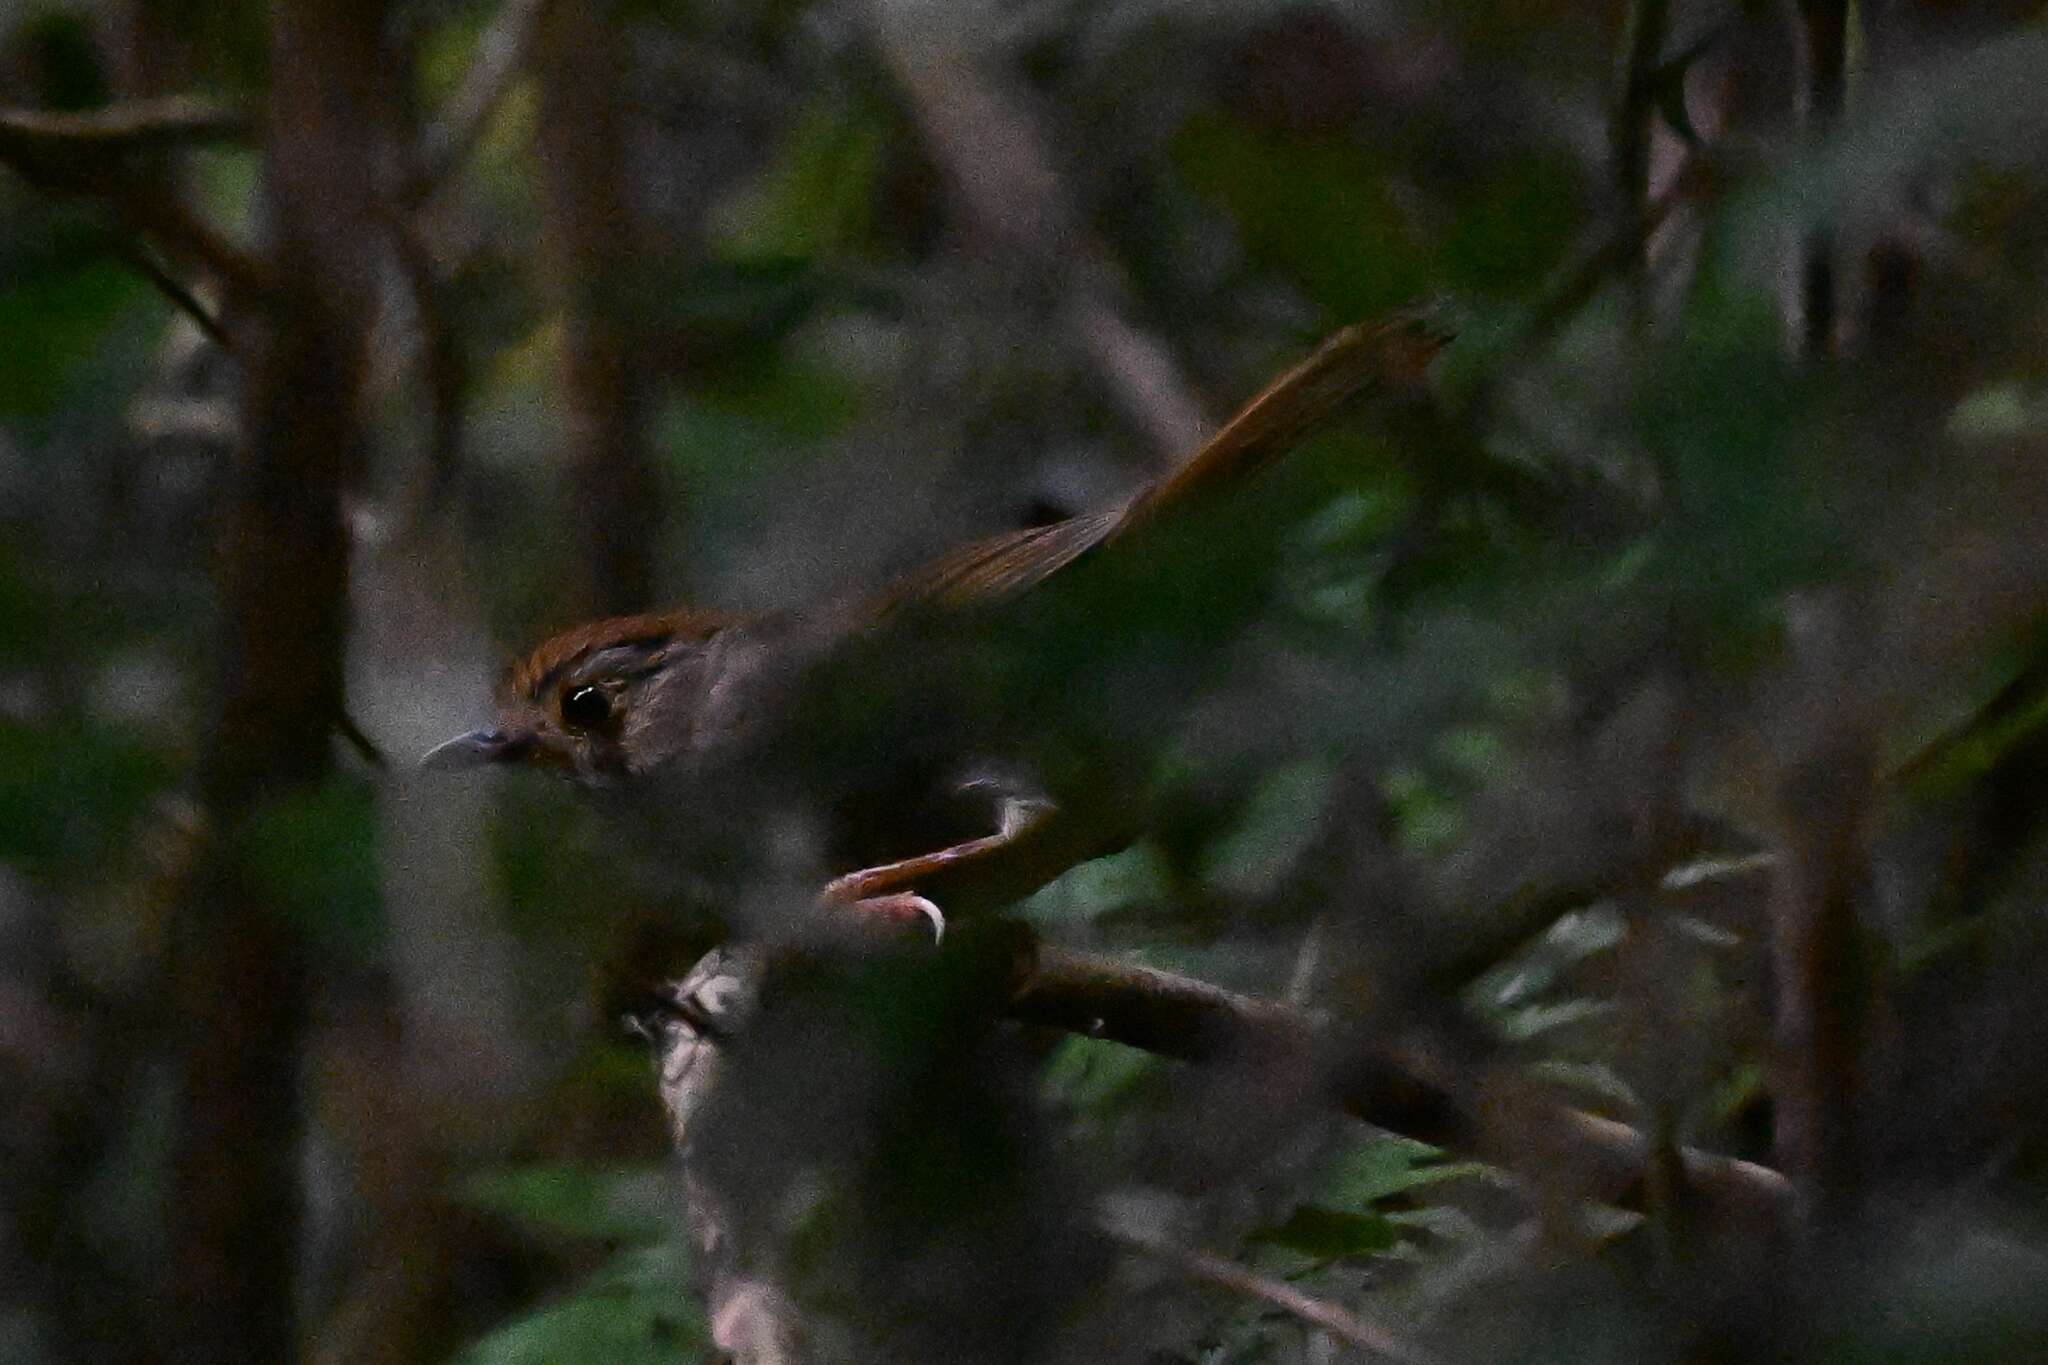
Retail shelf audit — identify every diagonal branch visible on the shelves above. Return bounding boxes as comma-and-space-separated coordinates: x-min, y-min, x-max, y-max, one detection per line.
1099, 1216, 1444, 1365
407, 0, 555, 202
853, 0, 1211, 467
1011, 943, 1793, 1230
112, 238, 231, 349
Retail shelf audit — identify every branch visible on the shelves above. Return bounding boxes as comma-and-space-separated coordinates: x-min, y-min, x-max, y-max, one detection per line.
385, 203, 468, 513
161, 5, 387, 1356
853, 0, 1211, 467
112, 238, 231, 349
1768, 598, 1879, 1237
1609, 0, 1670, 322
1798, 0, 1847, 358
532, 0, 664, 616
0, 97, 273, 309
1011, 944, 1793, 1231
1099, 1217, 1444, 1365
408, 0, 554, 201
0, 95, 248, 162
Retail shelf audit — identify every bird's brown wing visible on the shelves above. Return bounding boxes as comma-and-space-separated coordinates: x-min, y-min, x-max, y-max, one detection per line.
883, 308, 1447, 613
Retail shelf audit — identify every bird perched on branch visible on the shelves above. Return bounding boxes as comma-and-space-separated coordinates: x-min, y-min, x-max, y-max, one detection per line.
424, 312, 1446, 932
429, 314, 1446, 1364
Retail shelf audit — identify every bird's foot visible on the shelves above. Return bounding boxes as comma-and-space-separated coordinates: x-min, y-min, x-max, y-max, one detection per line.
819, 794, 1054, 905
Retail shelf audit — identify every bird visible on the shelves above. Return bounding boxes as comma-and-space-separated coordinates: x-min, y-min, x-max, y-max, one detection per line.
431, 313, 1445, 1365
422, 311, 1446, 933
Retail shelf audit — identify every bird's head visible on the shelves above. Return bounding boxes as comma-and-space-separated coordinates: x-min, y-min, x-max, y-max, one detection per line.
421, 610, 732, 786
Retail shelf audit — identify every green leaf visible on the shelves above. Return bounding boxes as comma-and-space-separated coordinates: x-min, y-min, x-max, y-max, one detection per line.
0, 720, 172, 883
1247, 1204, 1401, 1263
629, 257, 825, 359
1438, 154, 1584, 297
1947, 382, 2041, 440
714, 99, 887, 261
1382, 763, 1460, 856
18, 12, 111, 110
235, 779, 383, 961
1039, 1033, 1163, 1111
458, 1243, 705, 1365
1497, 996, 1620, 1043
488, 779, 617, 941
1019, 843, 1172, 925
0, 255, 149, 416
1470, 904, 1626, 1011
688, 358, 866, 442
461, 1163, 675, 1244
1200, 758, 1333, 897
1319, 1135, 1492, 1206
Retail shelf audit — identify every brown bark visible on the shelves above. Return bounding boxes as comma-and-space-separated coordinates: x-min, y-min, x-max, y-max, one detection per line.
1013, 943, 1793, 1230
1609, 0, 1670, 323
534, 0, 663, 617
1799, 0, 1848, 358
1769, 733, 1878, 1235
158, 2, 387, 1359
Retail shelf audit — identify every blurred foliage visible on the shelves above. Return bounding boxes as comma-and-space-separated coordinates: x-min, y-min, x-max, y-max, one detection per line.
6, 0, 2048, 1361
461, 1162, 677, 1245
457, 1243, 707, 1365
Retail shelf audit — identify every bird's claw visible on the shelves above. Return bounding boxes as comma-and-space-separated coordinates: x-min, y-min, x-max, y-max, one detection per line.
849, 892, 945, 944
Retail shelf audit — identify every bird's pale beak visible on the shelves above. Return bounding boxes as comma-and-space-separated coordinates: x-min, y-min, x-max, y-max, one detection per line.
419, 727, 526, 772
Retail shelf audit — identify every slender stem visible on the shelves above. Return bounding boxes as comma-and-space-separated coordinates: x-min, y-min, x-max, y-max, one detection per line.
1770, 726, 1877, 1234
0, 95, 247, 153
1799, 0, 1848, 359
855, 0, 1211, 468
113, 238, 232, 350
1611, 0, 1671, 324
534, 0, 664, 615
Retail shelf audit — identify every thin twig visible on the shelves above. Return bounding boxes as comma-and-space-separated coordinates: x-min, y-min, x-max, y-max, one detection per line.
1099, 1217, 1445, 1365
384, 203, 468, 514
1610, 0, 1671, 323
534, 0, 664, 615
333, 709, 390, 770
1454, 151, 1735, 427
0, 95, 248, 156
116, 190, 274, 304
1798, 0, 1848, 358
1505, 159, 1713, 374
114, 238, 232, 350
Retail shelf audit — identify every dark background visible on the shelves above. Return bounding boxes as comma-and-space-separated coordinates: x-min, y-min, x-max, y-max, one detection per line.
6, 0, 2048, 1361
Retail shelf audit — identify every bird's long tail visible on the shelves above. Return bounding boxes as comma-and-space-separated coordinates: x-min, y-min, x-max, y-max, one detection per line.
896, 307, 1448, 610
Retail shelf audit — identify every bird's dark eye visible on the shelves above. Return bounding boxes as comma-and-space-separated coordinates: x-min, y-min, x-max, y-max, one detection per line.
560, 684, 613, 731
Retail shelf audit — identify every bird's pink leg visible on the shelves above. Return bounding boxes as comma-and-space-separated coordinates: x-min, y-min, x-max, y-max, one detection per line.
823, 794, 1055, 941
